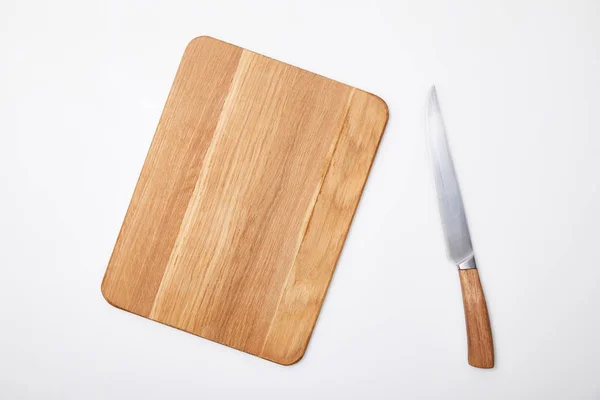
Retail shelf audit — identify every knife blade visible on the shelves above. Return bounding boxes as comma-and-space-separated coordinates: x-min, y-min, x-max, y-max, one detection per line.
426, 86, 475, 269
426, 86, 494, 369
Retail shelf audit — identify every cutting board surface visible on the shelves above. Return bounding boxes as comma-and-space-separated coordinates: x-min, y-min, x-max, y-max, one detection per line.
101, 36, 388, 365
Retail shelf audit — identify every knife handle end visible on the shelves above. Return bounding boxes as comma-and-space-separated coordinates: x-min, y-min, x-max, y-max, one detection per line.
458, 268, 494, 369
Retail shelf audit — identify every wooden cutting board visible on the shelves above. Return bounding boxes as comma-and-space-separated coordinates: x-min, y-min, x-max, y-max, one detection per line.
101, 36, 388, 365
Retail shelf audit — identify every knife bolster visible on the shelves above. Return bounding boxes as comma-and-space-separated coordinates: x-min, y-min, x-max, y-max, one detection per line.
458, 254, 477, 270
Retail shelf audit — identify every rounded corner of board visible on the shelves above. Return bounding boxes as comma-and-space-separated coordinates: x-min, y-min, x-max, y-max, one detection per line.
184, 35, 229, 53
187, 35, 216, 47
100, 279, 125, 311
365, 91, 389, 122
272, 348, 307, 366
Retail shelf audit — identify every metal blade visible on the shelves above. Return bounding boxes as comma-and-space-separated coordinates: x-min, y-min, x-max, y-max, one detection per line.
426, 86, 475, 268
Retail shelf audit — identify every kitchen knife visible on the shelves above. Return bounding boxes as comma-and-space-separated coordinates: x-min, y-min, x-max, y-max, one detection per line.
425, 86, 494, 369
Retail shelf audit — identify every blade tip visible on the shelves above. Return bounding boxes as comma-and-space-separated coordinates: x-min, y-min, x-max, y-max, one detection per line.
427, 85, 440, 114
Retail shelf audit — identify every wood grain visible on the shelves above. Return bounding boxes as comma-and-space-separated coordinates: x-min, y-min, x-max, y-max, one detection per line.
101, 36, 388, 365
458, 269, 494, 369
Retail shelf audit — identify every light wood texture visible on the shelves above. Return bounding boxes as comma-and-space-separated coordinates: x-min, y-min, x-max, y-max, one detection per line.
101, 36, 388, 365
458, 269, 494, 369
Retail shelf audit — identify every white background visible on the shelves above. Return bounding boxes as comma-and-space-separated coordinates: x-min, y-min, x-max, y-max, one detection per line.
1, 0, 599, 398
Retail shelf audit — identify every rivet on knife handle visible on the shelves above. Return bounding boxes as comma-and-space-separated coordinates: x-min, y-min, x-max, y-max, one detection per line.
425, 86, 495, 368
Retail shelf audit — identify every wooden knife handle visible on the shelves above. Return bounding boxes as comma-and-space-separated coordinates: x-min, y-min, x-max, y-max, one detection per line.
458, 268, 494, 368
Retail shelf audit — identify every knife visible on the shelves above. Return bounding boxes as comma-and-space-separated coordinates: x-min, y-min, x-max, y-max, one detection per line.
425, 86, 494, 369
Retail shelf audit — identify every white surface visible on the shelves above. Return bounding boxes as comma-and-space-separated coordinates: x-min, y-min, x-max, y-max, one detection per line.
1, 0, 599, 398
